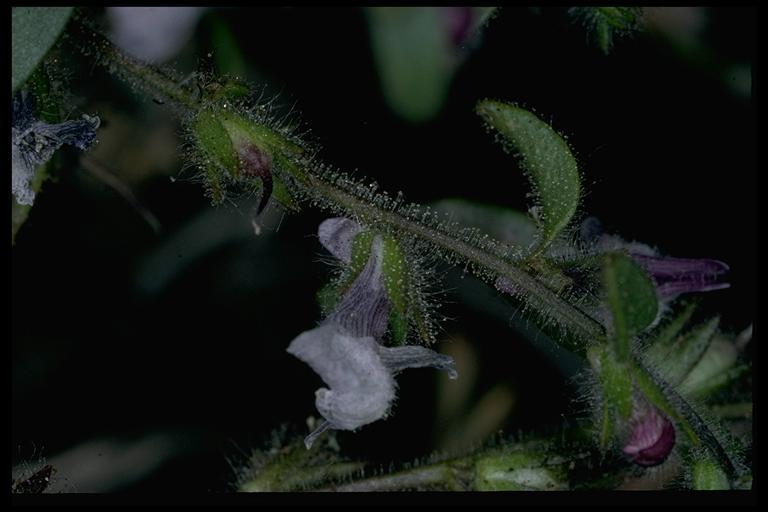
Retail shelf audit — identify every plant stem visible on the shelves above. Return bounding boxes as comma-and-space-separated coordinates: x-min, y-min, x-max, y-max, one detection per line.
69, 17, 198, 109
306, 174, 606, 345
71, 17, 605, 346
317, 462, 465, 492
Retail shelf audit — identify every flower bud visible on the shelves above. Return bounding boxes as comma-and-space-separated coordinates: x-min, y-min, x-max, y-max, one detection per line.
622, 404, 676, 467
190, 107, 305, 208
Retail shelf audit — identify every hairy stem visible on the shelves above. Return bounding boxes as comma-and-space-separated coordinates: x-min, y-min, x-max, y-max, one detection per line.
306, 174, 605, 344
317, 462, 465, 492
70, 16, 198, 109
72, 18, 605, 348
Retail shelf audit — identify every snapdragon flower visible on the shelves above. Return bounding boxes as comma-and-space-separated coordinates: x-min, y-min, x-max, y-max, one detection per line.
287, 218, 457, 448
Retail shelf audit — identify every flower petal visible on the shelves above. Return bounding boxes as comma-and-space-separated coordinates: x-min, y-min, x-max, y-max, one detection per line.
286, 324, 395, 431
318, 217, 362, 264
328, 236, 389, 339
11, 91, 100, 205
378, 344, 458, 379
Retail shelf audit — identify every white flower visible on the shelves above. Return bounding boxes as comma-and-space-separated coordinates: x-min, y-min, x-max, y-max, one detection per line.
287, 218, 457, 448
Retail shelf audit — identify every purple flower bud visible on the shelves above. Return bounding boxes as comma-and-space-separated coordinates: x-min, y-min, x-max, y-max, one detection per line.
622, 405, 676, 467
630, 253, 730, 300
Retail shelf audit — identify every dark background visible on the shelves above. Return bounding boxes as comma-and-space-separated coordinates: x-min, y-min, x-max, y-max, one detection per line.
12, 7, 756, 492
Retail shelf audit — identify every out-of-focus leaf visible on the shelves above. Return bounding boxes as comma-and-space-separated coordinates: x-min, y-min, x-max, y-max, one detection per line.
654, 317, 719, 386
602, 252, 658, 361
645, 301, 698, 359
207, 14, 248, 78
366, 7, 454, 123
431, 198, 537, 249
570, 7, 642, 54
12, 7, 73, 93
476, 101, 580, 257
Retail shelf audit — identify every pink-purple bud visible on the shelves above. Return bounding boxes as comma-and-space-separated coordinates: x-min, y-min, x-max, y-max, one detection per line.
622, 405, 676, 467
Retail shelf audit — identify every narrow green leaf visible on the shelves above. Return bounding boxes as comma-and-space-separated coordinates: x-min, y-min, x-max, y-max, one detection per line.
587, 344, 632, 450
595, 19, 612, 54
476, 100, 580, 256
193, 109, 238, 175
570, 7, 641, 55
271, 178, 300, 212
344, 230, 376, 289
599, 347, 633, 420
691, 451, 730, 490
12, 7, 73, 93
645, 301, 698, 364
316, 230, 375, 316
381, 234, 409, 345
598, 401, 613, 450
681, 363, 748, 399
602, 252, 658, 361
631, 364, 698, 445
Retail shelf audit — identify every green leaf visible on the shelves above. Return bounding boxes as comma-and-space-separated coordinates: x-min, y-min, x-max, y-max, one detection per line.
366, 7, 455, 123
193, 109, 238, 176
12, 7, 73, 93
474, 446, 568, 491
570, 7, 641, 55
599, 347, 633, 420
587, 344, 632, 449
207, 14, 248, 78
430, 198, 538, 249
381, 235, 409, 345
316, 230, 376, 317
655, 317, 719, 386
680, 361, 747, 399
476, 100, 580, 257
602, 252, 658, 361
630, 364, 698, 445
645, 301, 698, 363
691, 451, 730, 490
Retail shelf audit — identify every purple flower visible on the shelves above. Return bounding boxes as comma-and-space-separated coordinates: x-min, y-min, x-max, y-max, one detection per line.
622, 404, 676, 467
586, 218, 731, 301
629, 253, 730, 300
12, 91, 100, 205
287, 218, 457, 448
